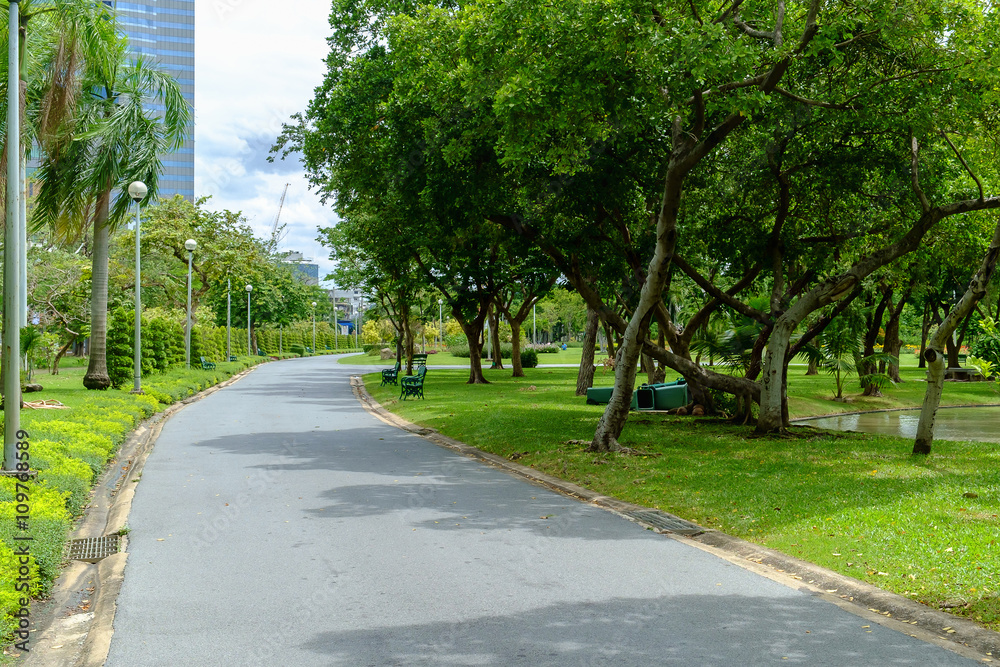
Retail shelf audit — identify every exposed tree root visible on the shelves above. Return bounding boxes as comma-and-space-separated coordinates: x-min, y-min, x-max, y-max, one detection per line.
580, 437, 658, 456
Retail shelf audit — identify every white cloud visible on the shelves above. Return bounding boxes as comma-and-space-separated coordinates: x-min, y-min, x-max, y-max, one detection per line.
194, 0, 338, 285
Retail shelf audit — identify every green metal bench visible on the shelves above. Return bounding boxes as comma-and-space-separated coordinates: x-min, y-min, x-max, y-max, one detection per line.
400, 366, 427, 400
381, 360, 401, 386
413, 353, 428, 367
200, 356, 216, 370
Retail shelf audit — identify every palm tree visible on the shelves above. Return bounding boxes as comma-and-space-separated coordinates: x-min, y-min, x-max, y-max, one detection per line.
31, 23, 190, 389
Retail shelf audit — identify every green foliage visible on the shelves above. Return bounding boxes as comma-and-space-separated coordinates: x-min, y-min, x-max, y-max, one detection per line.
970, 317, 1000, 367
450, 343, 513, 359
106, 309, 134, 390
968, 356, 995, 380
519, 347, 538, 369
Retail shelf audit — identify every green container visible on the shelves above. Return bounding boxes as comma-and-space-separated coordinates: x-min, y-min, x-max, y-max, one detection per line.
635, 386, 655, 410
651, 384, 688, 410
585, 387, 613, 405
586, 386, 639, 410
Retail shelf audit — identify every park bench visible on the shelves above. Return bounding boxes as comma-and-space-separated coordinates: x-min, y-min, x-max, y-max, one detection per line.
257, 349, 266, 357
381, 360, 401, 386
413, 353, 428, 367
229, 355, 238, 362
400, 366, 427, 400
200, 356, 216, 370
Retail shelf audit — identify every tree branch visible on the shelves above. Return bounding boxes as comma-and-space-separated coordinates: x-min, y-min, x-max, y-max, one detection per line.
910, 135, 931, 212
940, 130, 984, 201
672, 254, 771, 324
773, 86, 853, 110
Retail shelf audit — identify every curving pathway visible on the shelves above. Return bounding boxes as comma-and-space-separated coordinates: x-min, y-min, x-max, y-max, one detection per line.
104, 355, 982, 666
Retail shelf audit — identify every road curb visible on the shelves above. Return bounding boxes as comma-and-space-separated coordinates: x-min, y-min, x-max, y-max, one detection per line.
352, 375, 999, 663
20, 365, 260, 667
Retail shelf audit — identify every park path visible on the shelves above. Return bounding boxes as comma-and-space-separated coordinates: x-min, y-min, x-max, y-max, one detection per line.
103, 356, 979, 666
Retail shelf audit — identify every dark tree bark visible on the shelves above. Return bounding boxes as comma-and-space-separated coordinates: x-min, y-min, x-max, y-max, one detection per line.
861, 289, 892, 396
881, 288, 910, 383
575, 306, 599, 396
489, 306, 503, 370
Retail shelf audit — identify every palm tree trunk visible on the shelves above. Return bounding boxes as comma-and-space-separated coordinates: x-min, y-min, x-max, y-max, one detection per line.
84, 191, 112, 389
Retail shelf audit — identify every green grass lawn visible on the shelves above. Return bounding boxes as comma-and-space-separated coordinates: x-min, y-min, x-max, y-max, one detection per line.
365, 365, 1000, 632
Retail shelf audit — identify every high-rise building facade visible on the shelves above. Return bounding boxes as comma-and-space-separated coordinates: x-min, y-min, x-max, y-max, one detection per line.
108, 1, 195, 199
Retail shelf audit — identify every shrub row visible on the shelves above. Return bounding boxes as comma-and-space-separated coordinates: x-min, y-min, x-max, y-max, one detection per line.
449, 343, 514, 359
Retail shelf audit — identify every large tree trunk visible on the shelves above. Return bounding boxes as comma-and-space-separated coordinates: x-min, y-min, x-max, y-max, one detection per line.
510, 320, 524, 377
489, 307, 503, 370
402, 307, 415, 375
51, 337, 75, 375
603, 320, 616, 359
945, 335, 960, 368
861, 289, 891, 396
881, 289, 909, 383
758, 319, 796, 432
84, 191, 112, 390
914, 218, 1000, 454
575, 306, 599, 396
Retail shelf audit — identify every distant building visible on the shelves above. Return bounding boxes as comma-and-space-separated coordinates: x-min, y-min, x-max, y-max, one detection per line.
281, 251, 320, 286
108, 0, 195, 200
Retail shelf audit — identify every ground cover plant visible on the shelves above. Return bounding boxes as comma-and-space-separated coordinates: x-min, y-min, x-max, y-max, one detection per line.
0, 356, 262, 645
364, 366, 1000, 632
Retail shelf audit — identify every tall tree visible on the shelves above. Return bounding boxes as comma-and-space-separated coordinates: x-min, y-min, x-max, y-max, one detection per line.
32, 30, 190, 389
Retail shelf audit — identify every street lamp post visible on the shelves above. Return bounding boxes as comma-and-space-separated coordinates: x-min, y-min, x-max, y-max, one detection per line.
3, 0, 21, 472
226, 278, 231, 361
246, 284, 253, 355
312, 301, 317, 353
438, 298, 443, 350
129, 181, 147, 393
184, 239, 197, 368
532, 303, 537, 345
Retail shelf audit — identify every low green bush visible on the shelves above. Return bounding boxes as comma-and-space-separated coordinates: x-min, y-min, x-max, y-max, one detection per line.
289, 344, 306, 357
449, 343, 513, 359
535, 344, 560, 354
520, 348, 539, 368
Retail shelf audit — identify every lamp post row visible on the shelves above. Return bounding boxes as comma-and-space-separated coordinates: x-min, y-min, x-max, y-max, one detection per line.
129, 181, 147, 394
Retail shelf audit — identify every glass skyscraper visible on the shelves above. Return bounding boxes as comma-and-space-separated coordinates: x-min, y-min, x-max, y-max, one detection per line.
107, 1, 195, 199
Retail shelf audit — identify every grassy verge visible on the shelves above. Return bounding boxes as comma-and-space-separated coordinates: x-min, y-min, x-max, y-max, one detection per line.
340, 348, 613, 367
365, 365, 1000, 632
1, 356, 264, 650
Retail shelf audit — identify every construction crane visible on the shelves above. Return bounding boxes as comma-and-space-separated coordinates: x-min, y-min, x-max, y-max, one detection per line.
270, 183, 290, 247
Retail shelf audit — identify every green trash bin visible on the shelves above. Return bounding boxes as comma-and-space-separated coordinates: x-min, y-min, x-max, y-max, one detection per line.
586, 386, 639, 410
585, 387, 614, 405
635, 386, 655, 410
651, 383, 688, 410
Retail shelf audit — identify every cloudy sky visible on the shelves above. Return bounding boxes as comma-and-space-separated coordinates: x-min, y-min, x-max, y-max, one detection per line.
194, 1, 337, 285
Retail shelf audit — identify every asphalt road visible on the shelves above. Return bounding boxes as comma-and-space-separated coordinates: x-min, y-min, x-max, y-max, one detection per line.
105, 356, 978, 666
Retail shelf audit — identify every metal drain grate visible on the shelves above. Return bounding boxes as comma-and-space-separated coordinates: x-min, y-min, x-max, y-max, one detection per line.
68, 535, 121, 562
623, 509, 704, 535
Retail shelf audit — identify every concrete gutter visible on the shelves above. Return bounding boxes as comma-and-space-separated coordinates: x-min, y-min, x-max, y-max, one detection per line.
352, 375, 999, 664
